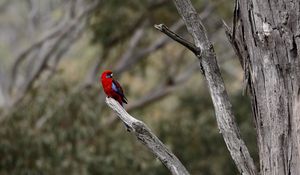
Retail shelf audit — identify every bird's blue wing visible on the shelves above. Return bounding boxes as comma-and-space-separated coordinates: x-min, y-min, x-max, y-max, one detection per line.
111, 81, 122, 95
112, 80, 128, 103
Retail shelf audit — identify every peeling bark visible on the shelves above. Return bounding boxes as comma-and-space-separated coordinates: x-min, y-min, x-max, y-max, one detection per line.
230, 0, 300, 174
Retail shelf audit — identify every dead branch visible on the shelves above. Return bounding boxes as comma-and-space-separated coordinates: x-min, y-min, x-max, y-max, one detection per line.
113, 19, 184, 75
44, 21, 86, 82
114, 23, 146, 71
154, 24, 199, 55
114, 5, 212, 75
127, 62, 197, 111
10, 0, 100, 89
154, 0, 258, 174
105, 97, 190, 175
8, 0, 101, 106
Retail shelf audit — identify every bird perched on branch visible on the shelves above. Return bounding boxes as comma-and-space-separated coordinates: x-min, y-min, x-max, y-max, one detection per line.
101, 70, 128, 106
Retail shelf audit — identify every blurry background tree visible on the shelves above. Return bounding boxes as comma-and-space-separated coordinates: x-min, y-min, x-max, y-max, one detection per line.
0, 0, 257, 174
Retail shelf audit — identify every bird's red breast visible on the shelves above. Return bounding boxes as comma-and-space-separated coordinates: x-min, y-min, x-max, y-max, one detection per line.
101, 71, 113, 96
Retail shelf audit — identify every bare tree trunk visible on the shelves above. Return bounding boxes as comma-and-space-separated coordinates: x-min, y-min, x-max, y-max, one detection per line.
230, 0, 300, 174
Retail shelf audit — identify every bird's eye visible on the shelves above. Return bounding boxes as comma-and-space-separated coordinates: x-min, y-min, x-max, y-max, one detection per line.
106, 73, 113, 78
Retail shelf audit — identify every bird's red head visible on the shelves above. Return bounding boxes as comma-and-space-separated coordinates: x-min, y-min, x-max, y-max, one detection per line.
101, 70, 113, 80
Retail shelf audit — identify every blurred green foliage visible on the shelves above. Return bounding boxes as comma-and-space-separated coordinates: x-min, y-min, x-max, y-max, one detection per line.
89, 0, 180, 47
88, 0, 220, 47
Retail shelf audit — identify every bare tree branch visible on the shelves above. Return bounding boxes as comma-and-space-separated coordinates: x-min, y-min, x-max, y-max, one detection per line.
82, 48, 110, 88
9, 0, 101, 94
113, 20, 184, 75
68, 0, 77, 18
127, 62, 197, 111
13, 21, 84, 106
6, 0, 101, 107
0, 0, 10, 13
154, 24, 200, 55
154, 0, 258, 174
44, 21, 86, 82
105, 97, 190, 175
10, 18, 68, 90
114, 5, 213, 75
114, 24, 146, 71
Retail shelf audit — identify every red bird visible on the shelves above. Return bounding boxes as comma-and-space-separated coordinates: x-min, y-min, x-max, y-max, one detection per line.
101, 70, 128, 106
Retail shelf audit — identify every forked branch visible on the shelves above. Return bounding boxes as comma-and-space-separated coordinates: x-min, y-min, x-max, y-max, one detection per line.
155, 0, 258, 174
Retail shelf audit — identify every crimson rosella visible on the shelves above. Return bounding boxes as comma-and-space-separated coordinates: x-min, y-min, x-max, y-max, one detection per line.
101, 70, 128, 106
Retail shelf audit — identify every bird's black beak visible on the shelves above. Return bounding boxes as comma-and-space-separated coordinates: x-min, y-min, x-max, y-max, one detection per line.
106, 73, 113, 78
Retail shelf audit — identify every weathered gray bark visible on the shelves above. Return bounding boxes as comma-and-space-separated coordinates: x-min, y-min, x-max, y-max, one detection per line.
105, 97, 190, 175
227, 0, 300, 174
156, 0, 258, 174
